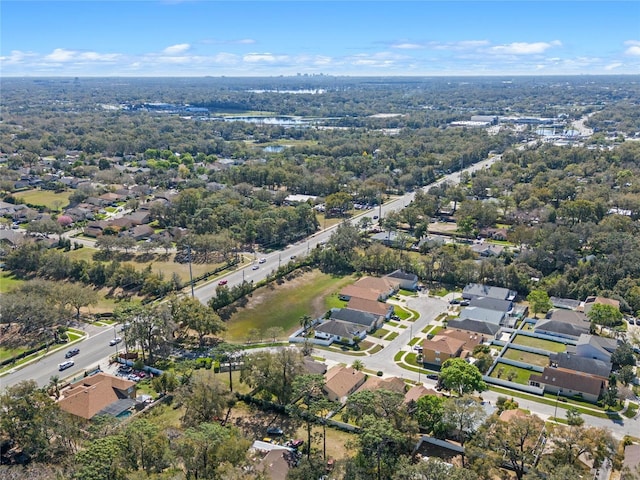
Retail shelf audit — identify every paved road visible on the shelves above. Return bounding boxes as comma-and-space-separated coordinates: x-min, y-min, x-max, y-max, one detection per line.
1, 323, 125, 389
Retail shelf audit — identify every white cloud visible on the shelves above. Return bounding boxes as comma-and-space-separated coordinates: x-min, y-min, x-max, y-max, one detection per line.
243, 53, 288, 63
605, 62, 623, 71
162, 43, 190, 55
624, 41, 640, 56
392, 43, 423, 50
45, 48, 77, 62
0, 50, 35, 64
490, 41, 561, 55
430, 40, 490, 50
237, 39, 256, 45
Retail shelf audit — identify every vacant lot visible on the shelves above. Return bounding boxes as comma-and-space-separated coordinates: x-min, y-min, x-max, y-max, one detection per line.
502, 348, 549, 367
511, 335, 567, 353
224, 270, 354, 342
16, 189, 73, 210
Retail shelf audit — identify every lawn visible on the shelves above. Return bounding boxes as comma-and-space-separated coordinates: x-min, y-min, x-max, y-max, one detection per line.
0, 270, 25, 293
490, 362, 536, 385
370, 328, 391, 339
324, 292, 348, 310
502, 348, 549, 367
66, 246, 221, 283
16, 189, 73, 210
386, 332, 399, 341
512, 335, 567, 353
224, 270, 354, 342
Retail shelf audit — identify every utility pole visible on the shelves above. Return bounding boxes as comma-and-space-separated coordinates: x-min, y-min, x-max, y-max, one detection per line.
187, 243, 195, 298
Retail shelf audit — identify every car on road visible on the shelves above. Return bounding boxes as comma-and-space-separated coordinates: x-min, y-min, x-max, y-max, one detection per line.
373, 215, 379, 219
109, 337, 122, 346
258, 258, 267, 264
58, 360, 74, 371
413, 345, 423, 352
218, 279, 228, 286
426, 374, 439, 381
266, 426, 284, 436
65, 348, 80, 358
252, 265, 259, 270
290, 255, 297, 259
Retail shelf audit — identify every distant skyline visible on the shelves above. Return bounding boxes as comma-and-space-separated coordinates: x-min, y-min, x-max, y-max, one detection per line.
2, 1, 639, 77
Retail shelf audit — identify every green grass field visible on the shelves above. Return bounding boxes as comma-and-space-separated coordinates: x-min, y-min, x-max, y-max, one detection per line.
502, 348, 549, 367
490, 362, 536, 384
224, 270, 354, 342
512, 335, 567, 353
371, 328, 391, 339
0, 270, 25, 293
16, 189, 73, 210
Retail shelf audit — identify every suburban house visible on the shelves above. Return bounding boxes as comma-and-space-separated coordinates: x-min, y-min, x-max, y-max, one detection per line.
346, 297, 394, 319
404, 385, 440, 405
571, 334, 618, 362
314, 319, 367, 345
251, 441, 297, 480
499, 408, 530, 423
57, 372, 137, 420
549, 351, 612, 378
122, 210, 151, 226
462, 283, 517, 302
582, 296, 621, 315
421, 329, 487, 366
339, 276, 399, 301
84, 220, 109, 238
550, 296, 582, 311
385, 269, 419, 291
622, 444, 640, 480
323, 365, 366, 403
121, 224, 155, 241
371, 230, 402, 247
329, 308, 385, 332
302, 358, 327, 375
458, 306, 507, 326
470, 243, 505, 257
529, 367, 607, 403
534, 310, 590, 340
446, 318, 501, 337
468, 296, 513, 314
339, 285, 384, 302
355, 376, 407, 395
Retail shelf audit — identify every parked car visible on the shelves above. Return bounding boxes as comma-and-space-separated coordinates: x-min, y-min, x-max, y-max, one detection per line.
218, 279, 228, 286
58, 360, 74, 371
426, 374, 439, 381
413, 345, 423, 352
109, 337, 122, 346
266, 426, 284, 436
65, 348, 80, 358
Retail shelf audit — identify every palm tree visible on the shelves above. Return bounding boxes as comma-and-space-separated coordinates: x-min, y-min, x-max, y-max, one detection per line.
49, 375, 61, 399
352, 359, 364, 371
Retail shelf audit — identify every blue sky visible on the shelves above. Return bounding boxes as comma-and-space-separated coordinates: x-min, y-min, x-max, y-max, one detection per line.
2, 1, 639, 77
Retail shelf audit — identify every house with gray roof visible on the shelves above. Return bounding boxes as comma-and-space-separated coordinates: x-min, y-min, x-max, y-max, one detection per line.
459, 306, 507, 326
462, 283, 516, 301
468, 296, 513, 313
386, 269, 419, 291
549, 296, 581, 310
534, 310, 590, 340
549, 351, 612, 378
571, 334, 617, 362
330, 308, 384, 332
446, 318, 501, 337
314, 319, 367, 345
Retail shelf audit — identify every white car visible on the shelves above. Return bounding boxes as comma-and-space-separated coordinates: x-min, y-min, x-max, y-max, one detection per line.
109, 337, 122, 346
59, 360, 74, 371
258, 258, 267, 264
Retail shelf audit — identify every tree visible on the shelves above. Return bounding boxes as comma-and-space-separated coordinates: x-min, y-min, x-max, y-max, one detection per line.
415, 394, 447, 437
617, 364, 636, 386
351, 359, 365, 371
290, 374, 329, 459
440, 358, 486, 396
588, 303, 623, 330
265, 326, 284, 343
442, 395, 486, 449
64, 282, 99, 320
178, 371, 233, 428
177, 422, 250, 480
114, 302, 174, 364
565, 406, 584, 426
74, 435, 127, 480
240, 348, 305, 404
123, 418, 171, 474
548, 423, 614, 470
611, 342, 637, 369
170, 295, 225, 347
355, 415, 409, 480
527, 289, 552, 318
211, 342, 244, 393
394, 457, 479, 480
468, 413, 545, 480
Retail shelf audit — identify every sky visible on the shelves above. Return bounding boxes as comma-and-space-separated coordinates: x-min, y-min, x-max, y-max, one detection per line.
1, 1, 639, 77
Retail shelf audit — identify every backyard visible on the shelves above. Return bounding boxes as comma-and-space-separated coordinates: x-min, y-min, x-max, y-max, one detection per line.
511, 335, 568, 353
502, 348, 550, 367
490, 362, 536, 385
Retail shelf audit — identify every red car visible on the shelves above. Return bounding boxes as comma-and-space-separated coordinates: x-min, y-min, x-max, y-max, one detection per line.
218, 279, 228, 286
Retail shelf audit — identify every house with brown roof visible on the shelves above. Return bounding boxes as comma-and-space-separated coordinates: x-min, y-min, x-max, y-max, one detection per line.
529, 367, 606, 403
348, 276, 399, 300
323, 365, 366, 403
498, 408, 530, 423
347, 297, 394, 318
403, 385, 441, 405
57, 372, 137, 419
421, 329, 487, 366
355, 376, 407, 395
622, 444, 640, 480
582, 296, 620, 315
339, 285, 382, 302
